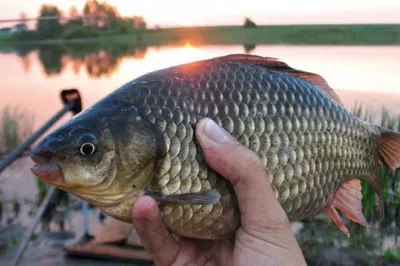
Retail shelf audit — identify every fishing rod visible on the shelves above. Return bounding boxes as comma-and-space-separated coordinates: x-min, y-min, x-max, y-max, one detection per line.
10, 185, 56, 266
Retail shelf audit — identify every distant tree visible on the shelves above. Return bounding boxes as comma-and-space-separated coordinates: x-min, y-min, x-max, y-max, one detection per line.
11, 11, 29, 33
37, 4, 63, 39
103, 4, 119, 29
132, 16, 146, 29
69, 6, 80, 18
82, 0, 121, 29
123, 16, 146, 30
11, 24, 27, 32
66, 6, 83, 27
61, 25, 101, 39
244, 17, 257, 28
18, 11, 27, 27
82, 0, 98, 25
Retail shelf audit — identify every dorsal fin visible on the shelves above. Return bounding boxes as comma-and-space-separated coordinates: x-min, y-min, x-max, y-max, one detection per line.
288, 70, 344, 106
216, 54, 291, 68
215, 54, 344, 106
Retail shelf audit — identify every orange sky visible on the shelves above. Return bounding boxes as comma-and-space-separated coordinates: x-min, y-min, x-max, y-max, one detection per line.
0, 0, 399, 27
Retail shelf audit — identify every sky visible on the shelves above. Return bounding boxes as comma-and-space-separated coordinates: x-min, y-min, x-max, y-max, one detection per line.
0, 0, 399, 27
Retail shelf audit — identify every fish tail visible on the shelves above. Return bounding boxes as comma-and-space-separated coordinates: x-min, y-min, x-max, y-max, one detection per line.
373, 126, 400, 216
323, 126, 400, 237
377, 126, 400, 172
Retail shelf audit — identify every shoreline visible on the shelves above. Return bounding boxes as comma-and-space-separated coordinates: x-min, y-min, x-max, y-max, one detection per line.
1, 24, 399, 47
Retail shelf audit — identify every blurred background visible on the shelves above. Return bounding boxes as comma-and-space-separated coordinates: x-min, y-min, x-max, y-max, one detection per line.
0, 1, 399, 265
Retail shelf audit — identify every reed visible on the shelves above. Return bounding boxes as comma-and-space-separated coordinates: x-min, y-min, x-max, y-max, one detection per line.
0, 105, 34, 153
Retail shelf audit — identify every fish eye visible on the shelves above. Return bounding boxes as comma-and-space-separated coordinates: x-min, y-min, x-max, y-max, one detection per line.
80, 142, 95, 156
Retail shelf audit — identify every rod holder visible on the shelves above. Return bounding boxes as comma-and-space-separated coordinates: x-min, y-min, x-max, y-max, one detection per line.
0, 89, 82, 173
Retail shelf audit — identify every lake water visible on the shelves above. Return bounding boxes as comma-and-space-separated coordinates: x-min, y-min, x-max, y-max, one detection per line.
0, 43, 399, 265
1, 43, 400, 133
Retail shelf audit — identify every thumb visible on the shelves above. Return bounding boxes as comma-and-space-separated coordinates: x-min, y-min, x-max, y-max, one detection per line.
195, 118, 290, 235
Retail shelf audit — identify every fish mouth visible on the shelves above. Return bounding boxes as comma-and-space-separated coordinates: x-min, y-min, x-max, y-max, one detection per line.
30, 154, 66, 186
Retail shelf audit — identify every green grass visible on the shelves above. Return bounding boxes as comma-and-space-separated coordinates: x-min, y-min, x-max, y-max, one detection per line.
135, 24, 400, 46
5, 234, 21, 250
384, 248, 400, 263
1, 24, 400, 46
0, 32, 12, 43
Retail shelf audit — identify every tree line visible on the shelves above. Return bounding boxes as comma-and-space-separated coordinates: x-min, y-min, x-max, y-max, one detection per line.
13, 0, 147, 41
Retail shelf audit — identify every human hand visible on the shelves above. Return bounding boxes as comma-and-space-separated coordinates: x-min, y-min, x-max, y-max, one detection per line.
131, 118, 307, 266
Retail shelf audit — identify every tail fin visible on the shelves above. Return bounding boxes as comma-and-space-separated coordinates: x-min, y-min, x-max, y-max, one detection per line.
323, 127, 400, 237
374, 126, 400, 216
378, 127, 400, 172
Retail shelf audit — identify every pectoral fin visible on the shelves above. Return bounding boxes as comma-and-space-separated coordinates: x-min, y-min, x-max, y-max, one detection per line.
144, 189, 221, 205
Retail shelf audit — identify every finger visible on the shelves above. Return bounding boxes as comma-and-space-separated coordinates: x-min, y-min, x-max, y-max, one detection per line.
132, 196, 180, 265
195, 118, 306, 265
195, 118, 290, 231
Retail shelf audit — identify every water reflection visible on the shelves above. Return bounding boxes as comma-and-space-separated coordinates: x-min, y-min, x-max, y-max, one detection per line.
13, 43, 148, 78
10, 43, 253, 79
0, 43, 399, 133
38, 45, 64, 76
243, 44, 256, 53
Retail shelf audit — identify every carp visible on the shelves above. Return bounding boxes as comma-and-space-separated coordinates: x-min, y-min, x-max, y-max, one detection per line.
30, 54, 400, 240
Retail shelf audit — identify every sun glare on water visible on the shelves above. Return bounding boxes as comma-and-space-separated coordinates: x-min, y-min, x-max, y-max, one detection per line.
117, 43, 216, 80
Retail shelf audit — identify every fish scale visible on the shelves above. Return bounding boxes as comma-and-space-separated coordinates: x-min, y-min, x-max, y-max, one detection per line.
104, 59, 379, 239
30, 54, 400, 240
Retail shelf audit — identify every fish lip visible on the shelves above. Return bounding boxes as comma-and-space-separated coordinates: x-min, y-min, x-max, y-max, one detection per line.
31, 153, 48, 165
30, 157, 66, 185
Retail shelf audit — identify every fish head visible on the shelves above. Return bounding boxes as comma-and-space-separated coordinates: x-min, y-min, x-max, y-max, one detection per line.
30, 99, 161, 208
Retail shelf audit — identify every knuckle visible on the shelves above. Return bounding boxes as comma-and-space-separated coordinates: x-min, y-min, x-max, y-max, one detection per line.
245, 151, 264, 171
219, 140, 243, 159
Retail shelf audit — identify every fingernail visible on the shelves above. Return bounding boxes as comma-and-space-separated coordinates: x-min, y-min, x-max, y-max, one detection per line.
203, 118, 230, 143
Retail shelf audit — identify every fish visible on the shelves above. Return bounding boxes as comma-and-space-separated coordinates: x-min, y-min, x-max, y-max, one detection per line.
30, 54, 400, 240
